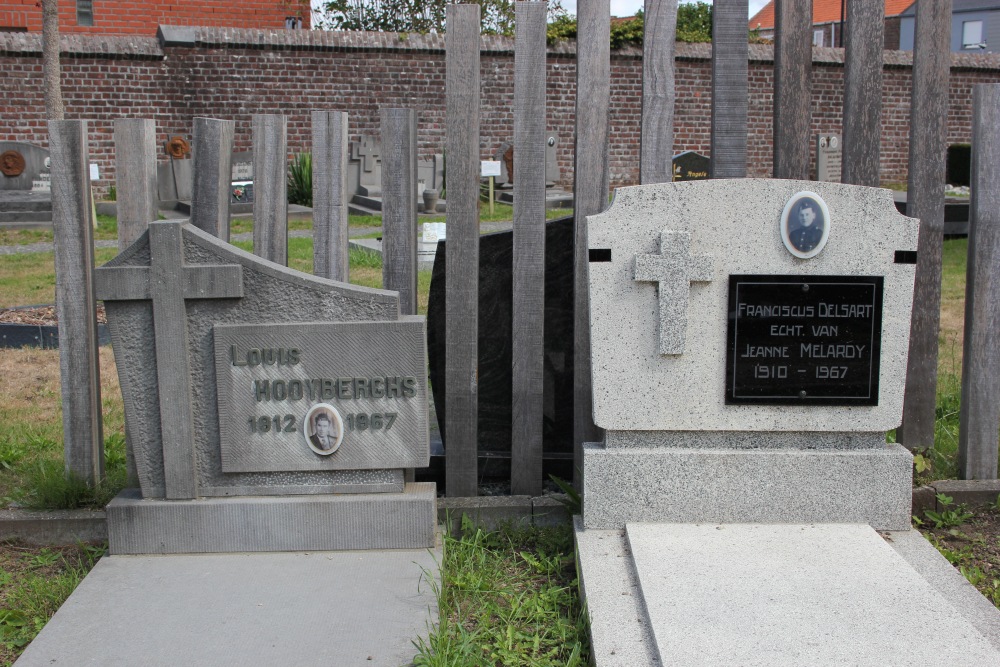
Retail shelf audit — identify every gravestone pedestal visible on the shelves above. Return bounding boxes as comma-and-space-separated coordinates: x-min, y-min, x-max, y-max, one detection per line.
575, 180, 1000, 665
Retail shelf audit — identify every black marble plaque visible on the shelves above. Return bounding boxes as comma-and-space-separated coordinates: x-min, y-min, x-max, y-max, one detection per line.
726, 275, 884, 405
672, 151, 710, 181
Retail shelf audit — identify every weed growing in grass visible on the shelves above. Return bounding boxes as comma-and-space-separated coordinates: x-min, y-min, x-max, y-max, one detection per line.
923, 494, 974, 530
21, 433, 128, 510
413, 517, 589, 666
349, 246, 383, 269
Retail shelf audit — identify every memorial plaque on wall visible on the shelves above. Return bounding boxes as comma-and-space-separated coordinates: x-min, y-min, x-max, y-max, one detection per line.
725, 275, 883, 405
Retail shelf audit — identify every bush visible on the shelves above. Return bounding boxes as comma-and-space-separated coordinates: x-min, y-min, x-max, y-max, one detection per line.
288, 152, 313, 207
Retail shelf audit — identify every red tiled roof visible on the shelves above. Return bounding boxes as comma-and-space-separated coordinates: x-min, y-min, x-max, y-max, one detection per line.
749, 1, 915, 30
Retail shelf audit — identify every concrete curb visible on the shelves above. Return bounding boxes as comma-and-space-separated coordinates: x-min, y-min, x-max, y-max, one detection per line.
1, 482, 996, 547
0, 496, 574, 546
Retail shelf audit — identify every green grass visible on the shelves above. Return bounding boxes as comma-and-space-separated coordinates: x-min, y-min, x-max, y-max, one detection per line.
0, 542, 106, 665
413, 519, 588, 666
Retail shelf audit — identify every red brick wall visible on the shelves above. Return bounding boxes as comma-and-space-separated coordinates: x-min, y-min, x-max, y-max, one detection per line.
0, 0, 309, 35
2, 29, 998, 194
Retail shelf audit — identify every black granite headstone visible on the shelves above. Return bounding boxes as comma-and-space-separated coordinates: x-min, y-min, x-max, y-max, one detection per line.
426, 216, 575, 483
672, 150, 710, 181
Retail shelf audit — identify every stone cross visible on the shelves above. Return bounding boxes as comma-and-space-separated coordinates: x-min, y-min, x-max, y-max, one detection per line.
353, 135, 381, 173
634, 230, 713, 355
95, 221, 243, 499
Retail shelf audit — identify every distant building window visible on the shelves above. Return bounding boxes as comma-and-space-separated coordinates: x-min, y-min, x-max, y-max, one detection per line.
813, 29, 824, 47
962, 20, 984, 49
77, 0, 93, 27
285, 16, 303, 30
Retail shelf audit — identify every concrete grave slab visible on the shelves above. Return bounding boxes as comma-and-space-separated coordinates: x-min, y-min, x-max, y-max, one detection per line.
625, 523, 1000, 666
15, 546, 439, 667
586, 179, 918, 433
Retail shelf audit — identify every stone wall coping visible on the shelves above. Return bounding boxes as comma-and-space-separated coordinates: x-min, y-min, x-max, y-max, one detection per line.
2, 27, 999, 71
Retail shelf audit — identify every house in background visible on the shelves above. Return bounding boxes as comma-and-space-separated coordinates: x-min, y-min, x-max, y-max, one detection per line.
900, 1, 1000, 53
749, 1, 916, 50
0, 0, 310, 35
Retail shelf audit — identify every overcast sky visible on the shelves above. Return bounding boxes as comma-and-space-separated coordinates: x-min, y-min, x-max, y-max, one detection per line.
310, 1, 773, 23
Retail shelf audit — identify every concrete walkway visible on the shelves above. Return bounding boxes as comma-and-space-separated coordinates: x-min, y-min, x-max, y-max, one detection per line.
16, 547, 440, 667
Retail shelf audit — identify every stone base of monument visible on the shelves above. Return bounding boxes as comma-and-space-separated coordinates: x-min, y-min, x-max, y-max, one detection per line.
582, 440, 913, 531
576, 519, 1000, 666
15, 545, 439, 667
107, 482, 437, 555
0, 190, 53, 226
495, 187, 573, 209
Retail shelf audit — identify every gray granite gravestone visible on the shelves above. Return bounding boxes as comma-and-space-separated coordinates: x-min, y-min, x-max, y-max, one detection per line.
817, 134, 843, 183
581, 179, 918, 530
575, 179, 1000, 666
95, 221, 435, 554
352, 134, 382, 197
0, 142, 51, 191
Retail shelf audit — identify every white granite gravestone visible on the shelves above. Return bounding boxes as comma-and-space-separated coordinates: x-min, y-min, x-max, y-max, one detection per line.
582, 179, 918, 530
95, 221, 435, 554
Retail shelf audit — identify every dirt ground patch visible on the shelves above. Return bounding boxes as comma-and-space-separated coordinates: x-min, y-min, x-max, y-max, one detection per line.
916, 502, 1000, 608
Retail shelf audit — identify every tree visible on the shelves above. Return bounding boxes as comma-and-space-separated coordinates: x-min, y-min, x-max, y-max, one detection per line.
42, 0, 64, 120
315, 0, 567, 35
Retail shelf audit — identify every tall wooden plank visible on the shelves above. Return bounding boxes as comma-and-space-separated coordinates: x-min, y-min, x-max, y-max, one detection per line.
640, 0, 677, 184
113, 118, 157, 250
253, 114, 289, 266
772, 0, 812, 179
899, 0, 952, 450
48, 120, 104, 484
190, 117, 234, 242
511, 0, 547, 496
573, 0, 610, 486
841, 0, 884, 186
312, 110, 350, 282
711, 0, 749, 178
380, 107, 418, 315
958, 84, 1000, 480
445, 4, 481, 497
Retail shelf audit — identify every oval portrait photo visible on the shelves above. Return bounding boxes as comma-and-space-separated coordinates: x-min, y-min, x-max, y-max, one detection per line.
303, 403, 344, 456
780, 191, 831, 259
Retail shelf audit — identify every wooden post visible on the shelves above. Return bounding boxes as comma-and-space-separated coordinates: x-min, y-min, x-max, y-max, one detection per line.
113, 118, 157, 250
958, 84, 1000, 480
445, 4, 481, 497
253, 114, 288, 265
573, 0, 610, 486
772, 0, 812, 179
841, 0, 884, 186
899, 0, 952, 450
511, 0, 547, 496
380, 107, 418, 315
711, 0, 749, 179
48, 120, 104, 484
190, 117, 234, 242
640, 0, 677, 184
312, 111, 350, 282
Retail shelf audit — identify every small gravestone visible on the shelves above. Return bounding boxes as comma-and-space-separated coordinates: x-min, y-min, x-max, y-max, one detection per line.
671, 150, 710, 181
0, 142, 51, 191
95, 221, 435, 554
351, 135, 382, 197
493, 137, 560, 188
816, 134, 843, 183
229, 151, 254, 205
156, 136, 194, 205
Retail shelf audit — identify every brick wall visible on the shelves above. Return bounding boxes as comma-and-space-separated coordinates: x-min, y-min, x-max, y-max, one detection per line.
0, 0, 309, 35
2, 28, 999, 195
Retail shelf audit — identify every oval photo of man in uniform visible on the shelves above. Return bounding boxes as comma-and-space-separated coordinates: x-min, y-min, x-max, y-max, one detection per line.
780, 191, 830, 259
304, 403, 344, 456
